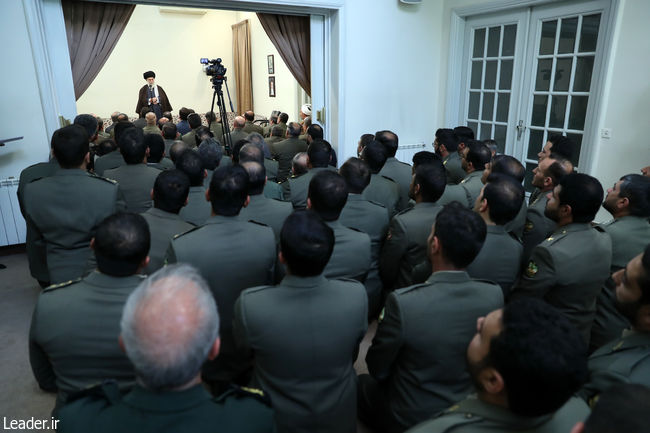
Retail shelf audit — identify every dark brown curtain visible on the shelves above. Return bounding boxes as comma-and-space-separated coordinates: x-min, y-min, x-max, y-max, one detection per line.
62, 0, 135, 100
256, 13, 311, 96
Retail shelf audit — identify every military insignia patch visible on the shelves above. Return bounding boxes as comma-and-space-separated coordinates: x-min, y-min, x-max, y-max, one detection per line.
525, 261, 538, 277
524, 220, 534, 233
378, 307, 385, 322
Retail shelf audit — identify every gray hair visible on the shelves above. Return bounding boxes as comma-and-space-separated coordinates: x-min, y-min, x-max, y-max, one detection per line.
292, 152, 308, 176
120, 264, 219, 391
246, 132, 271, 158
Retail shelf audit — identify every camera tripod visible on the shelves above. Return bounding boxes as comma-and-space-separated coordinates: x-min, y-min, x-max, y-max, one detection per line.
208, 77, 235, 156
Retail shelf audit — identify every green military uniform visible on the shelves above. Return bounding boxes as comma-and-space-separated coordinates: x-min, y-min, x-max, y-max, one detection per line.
179, 185, 211, 226
94, 150, 125, 176
263, 181, 284, 201
265, 135, 284, 154
460, 170, 484, 208
380, 157, 413, 212
275, 121, 288, 138
466, 225, 523, 296
363, 174, 400, 218
271, 137, 308, 182
339, 194, 390, 317
436, 183, 470, 207
510, 223, 612, 344
104, 164, 160, 213
166, 215, 276, 389
503, 200, 527, 240
24, 169, 122, 284
209, 121, 225, 143
361, 272, 504, 432
140, 207, 194, 274
29, 271, 145, 410
521, 193, 556, 261
323, 220, 372, 282
142, 125, 160, 135
579, 330, 650, 405
264, 157, 279, 181
57, 382, 275, 433
286, 166, 336, 209
234, 274, 367, 433
243, 121, 264, 135
163, 138, 176, 155
239, 193, 292, 241
590, 215, 650, 351
181, 129, 197, 147
442, 152, 465, 185
226, 128, 249, 147
379, 202, 443, 291
405, 395, 589, 433
147, 157, 174, 171
18, 158, 59, 283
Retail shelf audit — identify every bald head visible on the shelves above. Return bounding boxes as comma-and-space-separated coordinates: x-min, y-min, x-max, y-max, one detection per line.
234, 116, 246, 129
145, 112, 157, 126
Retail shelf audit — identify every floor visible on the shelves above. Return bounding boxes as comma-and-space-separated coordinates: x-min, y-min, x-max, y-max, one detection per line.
0, 250, 376, 432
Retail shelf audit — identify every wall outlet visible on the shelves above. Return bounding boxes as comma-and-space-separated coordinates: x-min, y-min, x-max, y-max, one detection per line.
601, 128, 612, 139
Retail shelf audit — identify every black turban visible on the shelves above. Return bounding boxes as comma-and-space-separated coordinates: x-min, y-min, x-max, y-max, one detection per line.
143, 71, 155, 79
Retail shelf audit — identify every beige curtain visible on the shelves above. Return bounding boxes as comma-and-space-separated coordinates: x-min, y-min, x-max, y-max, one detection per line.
62, 0, 135, 100
256, 13, 310, 96
232, 20, 253, 113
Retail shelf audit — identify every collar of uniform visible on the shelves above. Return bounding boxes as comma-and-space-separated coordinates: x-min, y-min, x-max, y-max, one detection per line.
123, 384, 212, 412
189, 185, 206, 194
414, 202, 441, 210
462, 170, 483, 182
487, 225, 507, 235
281, 273, 328, 288
146, 207, 184, 221
347, 193, 365, 202
553, 222, 591, 235
204, 214, 241, 224
594, 330, 650, 355
84, 270, 145, 288
425, 270, 471, 284
248, 194, 266, 204
450, 395, 555, 428
530, 191, 550, 207
54, 168, 88, 177
325, 219, 342, 230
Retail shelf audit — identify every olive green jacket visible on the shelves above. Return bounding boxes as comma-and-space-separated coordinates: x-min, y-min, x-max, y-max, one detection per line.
323, 220, 372, 282
239, 193, 293, 241
140, 207, 194, 274
104, 164, 160, 214
443, 152, 465, 185
363, 173, 400, 218
380, 157, 413, 212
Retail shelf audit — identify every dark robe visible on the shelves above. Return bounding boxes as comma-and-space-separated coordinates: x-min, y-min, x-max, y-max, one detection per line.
136, 84, 172, 118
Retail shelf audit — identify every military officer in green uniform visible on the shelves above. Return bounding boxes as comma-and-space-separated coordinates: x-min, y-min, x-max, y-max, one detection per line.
272, 122, 308, 182
359, 204, 503, 433
24, 125, 123, 284
29, 213, 149, 413
265, 125, 285, 151
286, 140, 337, 209
481, 155, 527, 239
458, 140, 491, 208
237, 142, 284, 200
57, 264, 274, 433
511, 173, 612, 345
225, 116, 250, 149
590, 174, 650, 351
377, 130, 412, 211
242, 110, 264, 135
180, 113, 202, 147
166, 165, 276, 395
406, 298, 589, 433
234, 211, 367, 433
434, 128, 465, 185
176, 151, 211, 226
361, 140, 400, 218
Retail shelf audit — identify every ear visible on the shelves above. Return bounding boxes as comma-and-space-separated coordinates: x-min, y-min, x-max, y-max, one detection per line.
183, 197, 189, 207
278, 250, 287, 265
140, 255, 150, 270
618, 196, 630, 210
118, 335, 126, 353
561, 203, 573, 219
242, 195, 250, 208
150, 188, 154, 200
203, 169, 207, 179
477, 366, 505, 395
84, 152, 91, 164
479, 198, 489, 213
307, 197, 312, 210
440, 144, 447, 153
90, 237, 96, 251
570, 422, 585, 433
430, 235, 441, 256
205, 188, 210, 202
636, 305, 650, 330
264, 176, 268, 186
207, 337, 221, 360
413, 182, 421, 197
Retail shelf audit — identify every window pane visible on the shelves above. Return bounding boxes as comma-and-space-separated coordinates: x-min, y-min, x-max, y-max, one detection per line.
524, 161, 537, 192
484, 61, 498, 89
549, 95, 567, 128
499, 59, 513, 90
473, 28, 486, 58
558, 17, 578, 54
554, 58, 573, 92
531, 95, 548, 127
535, 59, 553, 91
569, 95, 589, 130
494, 125, 507, 152
471, 61, 483, 89
481, 123, 493, 139
574, 56, 594, 92
468, 121, 479, 137
502, 24, 517, 56
496, 93, 510, 122
565, 133, 582, 166
527, 129, 545, 160
579, 14, 601, 52
488, 26, 501, 57
468, 92, 480, 119
482, 92, 495, 120
540, 20, 557, 55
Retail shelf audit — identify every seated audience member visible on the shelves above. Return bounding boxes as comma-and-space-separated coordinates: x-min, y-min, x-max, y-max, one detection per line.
299, 115, 312, 141
156, 116, 169, 129
96, 138, 117, 157
376, 130, 411, 211
133, 107, 151, 129
580, 245, 650, 403
242, 110, 264, 135
105, 128, 160, 213
177, 150, 211, 226
105, 111, 119, 135
273, 122, 308, 183
141, 170, 193, 274
225, 116, 249, 147
95, 122, 132, 176
168, 140, 189, 164
181, 113, 202, 147
511, 173, 612, 345
406, 298, 589, 433
143, 134, 173, 170
357, 133, 375, 157
161, 122, 179, 155
299, 103, 311, 122
246, 132, 275, 176
291, 152, 308, 178
94, 115, 110, 142
339, 157, 390, 318
359, 203, 503, 432
459, 140, 491, 207
234, 210, 367, 433
361, 140, 400, 217
304, 123, 323, 145
591, 174, 650, 351
239, 143, 283, 201
142, 112, 159, 135
29, 213, 149, 413
74, 114, 99, 147
276, 112, 289, 138
642, 165, 650, 177
175, 107, 193, 136
24, 125, 122, 284
266, 125, 285, 151
467, 173, 524, 296
308, 170, 371, 282
529, 134, 575, 203
197, 137, 223, 187
57, 264, 274, 433
286, 139, 336, 209
433, 128, 464, 185
205, 110, 224, 142
481, 155, 527, 238
263, 112, 279, 137
166, 165, 276, 395
573, 383, 650, 433
380, 160, 446, 291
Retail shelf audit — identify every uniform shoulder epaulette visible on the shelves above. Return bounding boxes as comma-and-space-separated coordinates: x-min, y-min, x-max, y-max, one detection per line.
366, 199, 387, 209
247, 219, 270, 227
473, 278, 500, 287
172, 225, 201, 239
395, 206, 415, 216
395, 282, 430, 295
346, 226, 366, 234
65, 380, 123, 405
507, 231, 523, 243
593, 225, 607, 233
380, 175, 398, 183
89, 172, 118, 185
43, 277, 82, 292
396, 160, 411, 167
215, 385, 272, 406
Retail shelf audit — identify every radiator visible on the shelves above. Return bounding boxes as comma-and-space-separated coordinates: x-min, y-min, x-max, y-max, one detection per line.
0, 177, 26, 246
395, 143, 427, 165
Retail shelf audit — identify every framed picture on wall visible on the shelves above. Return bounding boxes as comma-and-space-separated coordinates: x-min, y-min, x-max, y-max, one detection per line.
267, 55, 274, 74
269, 76, 276, 97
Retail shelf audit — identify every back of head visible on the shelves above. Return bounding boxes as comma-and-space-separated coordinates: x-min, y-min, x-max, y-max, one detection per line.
145, 112, 157, 125
307, 124, 324, 141
435, 128, 459, 152
483, 173, 525, 225
239, 143, 264, 164
292, 152, 308, 176
491, 155, 525, 183
143, 134, 165, 163
244, 111, 254, 122
483, 139, 498, 155
375, 130, 399, 157
414, 161, 446, 203
271, 125, 283, 137
198, 138, 222, 170
359, 133, 375, 150
241, 161, 266, 195
231, 139, 250, 164
308, 170, 348, 221
233, 116, 246, 129
176, 150, 204, 186
110, 112, 120, 123
52, 124, 89, 169
618, 174, 650, 217
120, 127, 146, 164
280, 210, 334, 276
466, 140, 492, 170
97, 139, 117, 156
153, 169, 190, 214
488, 298, 588, 416
558, 173, 603, 223
454, 125, 475, 143
187, 113, 201, 130
117, 113, 129, 123
120, 264, 219, 391
94, 212, 150, 276
279, 112, 289, 124
162, 122, 177, 140
205, 111, 217, 123
287, 122, 301, 137
548, 134, 574, 161
162, 112, 173, 122
308, 139, 332, 168
194, 126, 213, 147
434, 202, 486, 268
74, 114, 98, 140
339, 157, 371, 194
245, 132, 268, 157
362, 140, 388, 173
114, 122, 135, 147
169, 141, 190, 164
583, 383, 650, 433
209, 165, 249, 216
412, 151, 441, 169
179, 107, 192, 121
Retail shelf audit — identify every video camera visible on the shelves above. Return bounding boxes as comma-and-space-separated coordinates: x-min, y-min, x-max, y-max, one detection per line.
200, 58, 227, 85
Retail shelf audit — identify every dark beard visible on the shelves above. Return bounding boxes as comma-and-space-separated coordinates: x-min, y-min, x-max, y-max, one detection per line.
544, 205, 559, 222
615, 298, 641, 324
466, 354, 491, 393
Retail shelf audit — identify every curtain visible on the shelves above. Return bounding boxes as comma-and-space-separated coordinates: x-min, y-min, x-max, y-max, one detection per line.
62, 0, 135, 100
232, 20, 253, 113
256, 13, 310, 96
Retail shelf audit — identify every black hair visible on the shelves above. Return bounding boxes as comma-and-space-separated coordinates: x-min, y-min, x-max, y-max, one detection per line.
97, 139, 117, 156
162, 122, 177, 140
465, 140, 492, 171
139, 107, 152, 118
639, 244, 650, 306
231, 139, 250, 164
194, 126, 213, 147
205, 111, 217, 123
375, 130, 399, 157
52, 125, 89, 169
143, 134, 165, 163
187, 113, 201, 130
287, 122, 302, 137
280, 210, 334, 276
162, 111, 173, 122
435, 128, 459, 152
244, 111, 255, 121
308, 170, 348, 221
239, 143, 264, 165
114, 122, 135, 147
169, 141, 190, 164
308, 139, 332, 168
178, 107, 192, 121
208, 165, 249, 216
483, 173, 525, 225
544, 159, 569, 186
153, 169, 190, 214
454, 126, 475, 143
362, 140, 388, 174
339, 157, 371, 194
618, 174, 650, 217
583, 384, 650, 433
241, 161, 266, 195
434, 202, 486, 268
547, 134, 574, 160
175, 150, 204, 187
119, 127, 146, 164
198, 139, 222, 171
278, 112, 289, 123
307, 124, 324, 141
558, 173, 603, 223
271, 125, 283, 137
73, 114, 98, 139
412, 151, 441, 168
359, 133, 375, 149
94, 212, 150, 276
414, 161, 446, 203
490, 155, 525, 183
